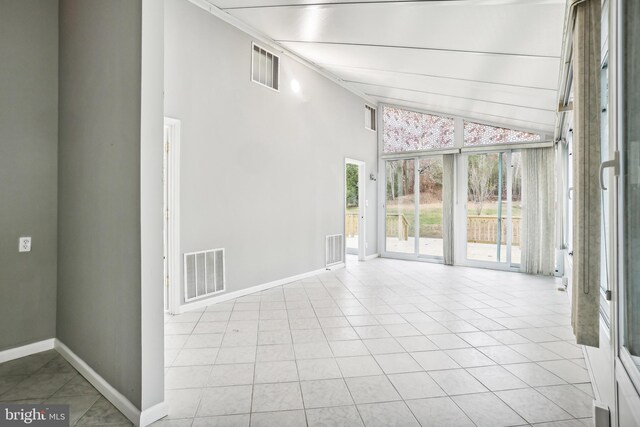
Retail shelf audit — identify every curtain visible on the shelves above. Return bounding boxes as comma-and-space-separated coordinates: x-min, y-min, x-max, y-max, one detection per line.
571, 0, 601, 348
443, 154, 455, 265
521, 147, 555, 275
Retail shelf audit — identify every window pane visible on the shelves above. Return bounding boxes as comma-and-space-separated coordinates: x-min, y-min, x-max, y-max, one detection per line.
464, 121, 541, 146
418, 157, 443, 257
511, 152, 522, 266
466, 153, 507, 263
252, 46, 260, 82
385, 159, 416, 253
383, 106, 454, 153
265, 53, 273, 88
272, 56, 279, 90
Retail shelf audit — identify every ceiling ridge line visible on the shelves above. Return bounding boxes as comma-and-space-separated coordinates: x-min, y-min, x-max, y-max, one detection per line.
344, 80, 557, 112
319, 63, 560, 91
277, 39, 562, 59
221, 0, 564, 10
222, 0, 462, 10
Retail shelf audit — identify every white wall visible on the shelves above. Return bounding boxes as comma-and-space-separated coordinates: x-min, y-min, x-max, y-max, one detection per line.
164, 0, 378, 304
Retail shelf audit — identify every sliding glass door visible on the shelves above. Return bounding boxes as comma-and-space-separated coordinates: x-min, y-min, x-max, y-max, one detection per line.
463, 150, 522, 268
385, 156, 444, 260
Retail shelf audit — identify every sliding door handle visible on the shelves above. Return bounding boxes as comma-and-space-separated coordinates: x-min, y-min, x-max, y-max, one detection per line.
599, 151, 620, 191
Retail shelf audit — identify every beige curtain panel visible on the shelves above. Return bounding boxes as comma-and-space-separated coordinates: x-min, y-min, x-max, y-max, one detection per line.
520, 147, 555, 275
571, 0, 601, 348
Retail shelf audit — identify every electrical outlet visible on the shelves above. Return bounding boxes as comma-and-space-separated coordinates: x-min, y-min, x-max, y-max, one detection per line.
19, 237, 31, 253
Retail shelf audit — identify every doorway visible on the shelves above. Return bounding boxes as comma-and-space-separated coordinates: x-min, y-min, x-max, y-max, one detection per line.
164, 117, 181, 314
345, 158, 366, 261
458, 150, 522, 269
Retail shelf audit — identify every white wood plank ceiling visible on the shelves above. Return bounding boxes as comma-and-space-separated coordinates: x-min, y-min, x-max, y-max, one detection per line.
205, 0, 567, 133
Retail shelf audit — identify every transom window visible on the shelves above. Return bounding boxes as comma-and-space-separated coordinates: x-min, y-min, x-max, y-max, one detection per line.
382, 106, 543, 154
383, 106, 454, 153
463, 121, 541, 146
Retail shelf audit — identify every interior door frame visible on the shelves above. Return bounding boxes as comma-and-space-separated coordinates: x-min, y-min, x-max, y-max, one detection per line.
345, 158, 366, 261
164, 117, 181, 315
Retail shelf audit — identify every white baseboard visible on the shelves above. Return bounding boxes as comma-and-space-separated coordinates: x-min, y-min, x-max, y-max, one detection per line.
139, 401, 169, 427
55, 339, 167, 426
365, 253, 380, 261
0, 338, 55, 364
179, 263, 346, 314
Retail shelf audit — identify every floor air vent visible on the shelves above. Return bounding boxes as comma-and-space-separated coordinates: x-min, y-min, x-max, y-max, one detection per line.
184, 248, 225, 302
326, 234, 344, 267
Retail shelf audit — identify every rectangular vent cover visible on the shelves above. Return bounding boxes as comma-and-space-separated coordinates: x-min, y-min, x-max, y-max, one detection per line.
184, 248, 225, 302
252, 43, 280, 91
365, 105, 376, 131
326, 234, 344, 267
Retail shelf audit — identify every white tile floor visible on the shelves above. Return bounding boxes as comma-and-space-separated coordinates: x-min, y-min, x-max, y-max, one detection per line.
160, 257, 594, 427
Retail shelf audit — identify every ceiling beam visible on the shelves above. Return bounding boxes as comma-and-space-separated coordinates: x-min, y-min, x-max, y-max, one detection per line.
275, 40, 562, 60
344, 80, 558, 112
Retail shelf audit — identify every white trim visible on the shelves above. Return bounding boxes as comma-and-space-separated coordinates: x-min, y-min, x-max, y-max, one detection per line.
0, 338, 55, 364
583, 339, 602, 402
187, 0, 376, 106
164, 118, 181, 315
381, 148, 460, 160
54, 340, 142, 426
365, 253, 380, 261
179, 264, 345, 314
139, 401, 169, 427
460, 140, 554, 153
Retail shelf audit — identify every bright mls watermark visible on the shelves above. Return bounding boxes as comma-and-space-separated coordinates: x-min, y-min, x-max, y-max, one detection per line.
1, 404, 69, 427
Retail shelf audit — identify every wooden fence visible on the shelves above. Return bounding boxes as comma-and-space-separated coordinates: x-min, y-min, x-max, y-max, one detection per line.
346, 213, 359, 237
467, 215, 520, 245
347, 213, 411, 240
386, 214, 410, 240
348, 213, 520, 245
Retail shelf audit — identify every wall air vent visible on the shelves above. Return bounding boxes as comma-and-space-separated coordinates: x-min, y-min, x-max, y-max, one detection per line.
326, 234, 344, 267
365, 105, 376, 131
184, 248, 225, 302
252, 42, 280, 91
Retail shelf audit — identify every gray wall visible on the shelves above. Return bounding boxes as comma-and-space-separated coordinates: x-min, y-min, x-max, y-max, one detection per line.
57, 0, 143, 407
0, 0, 58, 351
164, 0, 378, 303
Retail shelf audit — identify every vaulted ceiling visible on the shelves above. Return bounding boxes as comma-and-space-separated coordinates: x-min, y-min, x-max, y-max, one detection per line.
205, 0, 567, 134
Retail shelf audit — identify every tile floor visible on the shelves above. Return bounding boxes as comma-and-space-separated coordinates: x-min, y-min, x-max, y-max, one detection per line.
161, 257, 595, 427
0, 349, 131, 426
0, 258, 594, 427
